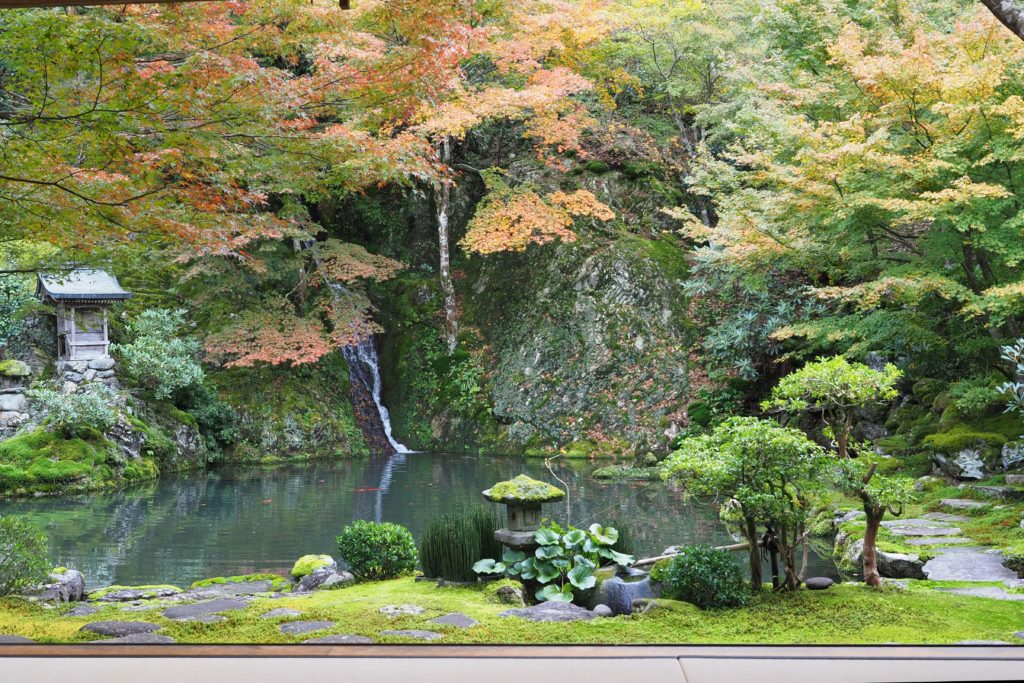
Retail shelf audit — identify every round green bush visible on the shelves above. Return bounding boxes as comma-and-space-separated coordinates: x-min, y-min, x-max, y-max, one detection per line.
657, 545, 748, 610
337, 520, 417, 581
0, 516, 50, 596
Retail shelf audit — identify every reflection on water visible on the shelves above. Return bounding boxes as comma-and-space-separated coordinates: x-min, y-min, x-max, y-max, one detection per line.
0, 454, 838, 588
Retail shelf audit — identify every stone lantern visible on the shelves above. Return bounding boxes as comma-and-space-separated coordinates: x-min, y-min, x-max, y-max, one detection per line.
483, 474, 565, 551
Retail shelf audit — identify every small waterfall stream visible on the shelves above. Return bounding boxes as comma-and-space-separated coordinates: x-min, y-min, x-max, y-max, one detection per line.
437, 137, 458, 354
342, 338, 410, 454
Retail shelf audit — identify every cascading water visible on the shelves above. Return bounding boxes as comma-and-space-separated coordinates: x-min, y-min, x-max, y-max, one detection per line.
342, 337, 410, 454
437, 137, 458, 354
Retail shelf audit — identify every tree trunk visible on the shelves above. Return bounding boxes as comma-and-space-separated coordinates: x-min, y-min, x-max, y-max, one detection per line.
436, 138, 458, 354
744, 516, 762, 592
980, 0, 1024, 42
862, 505, 884, 588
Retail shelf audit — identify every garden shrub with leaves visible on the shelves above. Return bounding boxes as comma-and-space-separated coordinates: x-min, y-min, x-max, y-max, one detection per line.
657, 545, 748, 610
337, 520, 418, 581
27, 383, 118, 437
474, 521, 634, 603
113, 309, 204, 400
0, 516, 50, 596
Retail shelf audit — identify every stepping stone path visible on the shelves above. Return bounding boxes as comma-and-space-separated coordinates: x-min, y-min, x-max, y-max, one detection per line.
381, 629, 443, 641
427, 613, 478, 628
379, 604, 425, 617
91, 588, 181, 603
80, 621, 161, 637
937, 587, 1024, 601
940, 498, 988, 510
91, 633, 176, 644
163, 598, 248, 621
279, 620, 335, 636
924, 547, 1019, 582
67, 604, 99, 617
260, 608, 302, 619
0, 635, 35, 643
879, 515, 1021, 588
303, 634, 373, 644
121, 604, 160, 612
180, 580, 277, 601
499, 602, 597, 622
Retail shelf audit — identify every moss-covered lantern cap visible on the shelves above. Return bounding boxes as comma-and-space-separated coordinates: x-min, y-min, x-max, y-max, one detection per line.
483, 474, 565, 504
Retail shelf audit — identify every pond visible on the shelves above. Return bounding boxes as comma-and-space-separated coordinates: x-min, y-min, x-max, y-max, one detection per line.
0, 453, 839, 588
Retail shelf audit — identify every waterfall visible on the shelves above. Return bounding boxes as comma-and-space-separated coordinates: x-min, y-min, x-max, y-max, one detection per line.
342, 337, 411, 454
437, 137, 458, 354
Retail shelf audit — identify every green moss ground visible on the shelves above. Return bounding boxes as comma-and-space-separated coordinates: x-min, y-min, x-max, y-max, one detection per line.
2, 578, 1022, 644
0, 428, 158, 497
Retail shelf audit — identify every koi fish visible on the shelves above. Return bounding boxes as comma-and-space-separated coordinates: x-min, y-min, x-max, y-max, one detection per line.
354, 487, 383, 493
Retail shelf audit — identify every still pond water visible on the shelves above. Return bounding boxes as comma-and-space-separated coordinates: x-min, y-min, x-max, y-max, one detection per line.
0, 453, 838, 588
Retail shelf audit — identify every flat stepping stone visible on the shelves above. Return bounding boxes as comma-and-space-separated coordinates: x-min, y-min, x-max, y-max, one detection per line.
163, 598, 248, 621
80, 621, 161, 637
181, 580, 277, 600
90, 587, 181, 602
427, 613, 478, 628
379, 604, 425, 617
91, 633, 176, 644
1014, 631, 1024, 641
969, 485, 1023, 500
888, 525, 962, 537
499, 602, 596, 622
956, 640, 1010, 645
381, 629, 443, 641
0, 635, 35, 643
121, 604, 160, 612
279, 620, 335, 635
176, 615, 225, 624
905, 537, 974, 546
921, 512, 970, 522
937, 587, 1024, 601
923, 547, 1018, 582
303, 634, 373, 644
260, 608, 302, 619
882, 518, 954, 527
67, 604, 99, 617
941, 498, 988, 510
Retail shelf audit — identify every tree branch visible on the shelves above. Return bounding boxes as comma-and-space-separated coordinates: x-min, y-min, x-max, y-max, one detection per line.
980, 0, 1024, 41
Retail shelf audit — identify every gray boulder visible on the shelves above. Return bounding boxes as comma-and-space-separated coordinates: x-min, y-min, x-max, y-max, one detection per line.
279, 620, 335, 636
592, 604, 613, 617
841, 539, 925, 579
0, 392, 27, 412
491, 583, 525, 607
586, 575, 659, 616
953, 449, 986, 480
1002, 442, 1024, 470
37, 569, 86, 603
163, 598, 248, 621
88, 358, 116, 371
805, 577, 833, 590
427, 613, 478, 628
295, 567, 354, 592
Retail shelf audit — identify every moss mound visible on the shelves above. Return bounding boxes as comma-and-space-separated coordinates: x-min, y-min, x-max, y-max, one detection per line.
484, 474, 564, 503
290, 555, 335, 579
0, 360, 30, 377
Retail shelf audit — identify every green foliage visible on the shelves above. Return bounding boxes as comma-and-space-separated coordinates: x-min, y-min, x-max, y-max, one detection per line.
419, 507, 500, 582
662, 416, 826, 589
948, 376, 1001, 419
290, 555, 334, 580
174, 382, 239, 455
27, 384, 118, 437
0, 516, 49, 597
473, 521, 634, 603
658, 546, 749, 610
999, 338, 1024, 418
0, 275, 31, 352
336, 520, 418, 582
112, 309, 204, 401
0, 360, 30, 377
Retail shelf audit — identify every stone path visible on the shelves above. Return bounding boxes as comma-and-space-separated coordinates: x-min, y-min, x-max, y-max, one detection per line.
884, 506, 1021, 589
0, 635, 35, 643
91, 633, 176, 644
379, 604, 425, 617
260, 608, 302, 619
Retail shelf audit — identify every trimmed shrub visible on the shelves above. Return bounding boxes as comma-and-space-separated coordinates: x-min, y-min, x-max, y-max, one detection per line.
420, 506, 500, 582
337, 520, 417, 581
0, 516, 49, 596
657, 545, 749, 610
27, 384, 118, 437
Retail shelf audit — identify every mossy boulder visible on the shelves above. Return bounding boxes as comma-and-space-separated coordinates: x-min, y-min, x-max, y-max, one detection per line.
290, 555, 337, 579
0, 360, 31, 377
484, 474, 564, 503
